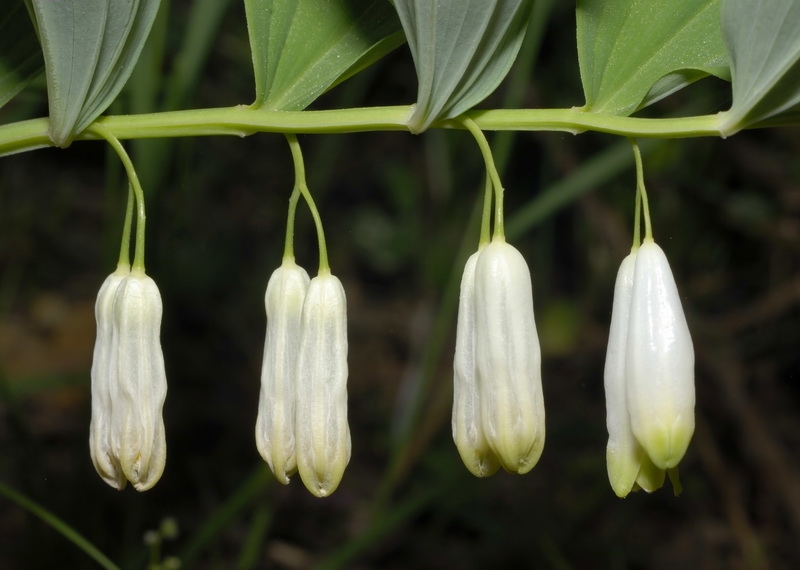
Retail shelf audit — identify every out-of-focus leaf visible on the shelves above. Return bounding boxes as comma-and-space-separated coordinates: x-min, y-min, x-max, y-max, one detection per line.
0, 3, 43, 109
577, 0, 729, 116
718, 0, 800, 136
394, 0, 533, 133
245, 0, 404, 111
31, 0, 161, 146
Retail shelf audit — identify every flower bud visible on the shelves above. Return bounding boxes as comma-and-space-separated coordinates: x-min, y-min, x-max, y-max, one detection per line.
90, 267, 168, 491
255, 259, 310, 484
90, 265, 130, 490
452, 249, 500, 477
604, 251, 666, 497
295, 271, 351, 497
474, 238, 545, 474
626, 239, 695, 470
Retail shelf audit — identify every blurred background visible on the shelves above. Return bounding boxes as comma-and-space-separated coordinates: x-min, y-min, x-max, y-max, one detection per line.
1, 1, 799, 568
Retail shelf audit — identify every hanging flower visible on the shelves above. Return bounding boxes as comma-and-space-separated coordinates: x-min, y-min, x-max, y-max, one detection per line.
453, 248, 500, 477
90, 264, 130, 490
604, 239, 694, 497
90, 268, 168, 491
294, 271, 351, 497
473, 237, 545, 474
626, 239, 695, 471
255, 259, 310, 484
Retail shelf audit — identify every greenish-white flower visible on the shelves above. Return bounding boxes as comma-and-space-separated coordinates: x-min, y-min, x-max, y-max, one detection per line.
626, 239, 695, 471
604, 251, 665, 497
256, 259, 310, 484
453, 248, 500, 477
474, 237, 545, 474
604, 239, 694, 497
90, 267, 168, 491
295, 271, 351, 497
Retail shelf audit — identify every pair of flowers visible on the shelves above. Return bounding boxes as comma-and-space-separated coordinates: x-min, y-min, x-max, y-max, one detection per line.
256, 259, 351, 497
604, 238, 694, 497
90, 264, 167, 492
453, 236, 546, 477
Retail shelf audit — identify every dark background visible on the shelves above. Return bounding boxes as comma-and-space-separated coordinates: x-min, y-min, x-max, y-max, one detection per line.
1, 2, 799, 568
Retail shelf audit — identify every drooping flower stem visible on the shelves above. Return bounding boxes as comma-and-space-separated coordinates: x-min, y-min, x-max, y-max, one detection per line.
284, 133, 329, 273
461, 117, 505, 240
117, 184, 135, 269
90, 124, 147, 272
282, 185, 301, 261
629, 138, 653, 242
479, 175, 493, 247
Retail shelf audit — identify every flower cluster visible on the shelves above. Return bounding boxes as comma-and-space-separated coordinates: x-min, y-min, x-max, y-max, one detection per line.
90, 265, 168, 492
453, 237, 545, 476
604, 239, 695, 497
256, 259, 351, 497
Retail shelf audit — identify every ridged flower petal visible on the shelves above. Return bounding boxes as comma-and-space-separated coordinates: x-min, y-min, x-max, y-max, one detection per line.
453, 249, 500, 477
474, 238, 545, 474
256, 259, 310, 484
626, 240, 695, 470
295, 272, 351, 497
89, 265, 130, 490
111, 270, 168, 491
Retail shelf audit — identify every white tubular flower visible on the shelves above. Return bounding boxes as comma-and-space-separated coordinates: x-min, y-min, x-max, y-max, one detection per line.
604, 252, 666, 497
90, 265, 130, 490
112, 269, 168, 491
295, 271, 351, 497
453, 249, 500, 477
255, 259, 310, 484
626, 239, 695, 471
474, 237, 545, 474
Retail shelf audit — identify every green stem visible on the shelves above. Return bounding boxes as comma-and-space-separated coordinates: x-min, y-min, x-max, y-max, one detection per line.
629, 138, 653, 241
89, 124, 148, 271
284, 133, 329, 273
282, 186, 301, 261
479, 174, 493, 246
460, 117, 505, 240
0, 480, 121, 570
118, 183, 135, 268
0, 108, 732, 156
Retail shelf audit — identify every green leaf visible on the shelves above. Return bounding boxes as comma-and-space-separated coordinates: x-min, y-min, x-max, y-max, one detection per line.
31, 0, 161, 146
245, 0, 405, 111
394, 0, 533, 133
718, 0, 800, 136
0, 3, 43, 110
577, 0, 730, 116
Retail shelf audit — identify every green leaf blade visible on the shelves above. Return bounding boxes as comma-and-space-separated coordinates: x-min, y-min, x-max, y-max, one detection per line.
719, 0, 800, 135
395, 0, 533, 133
246, 0, 404, 111
577, 0, 730, 116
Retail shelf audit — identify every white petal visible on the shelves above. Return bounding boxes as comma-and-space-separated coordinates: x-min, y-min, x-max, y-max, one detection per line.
295, 272, 351, 497
89, 266, 129, 490
474, 238, 545, 474
256, 259, 309, 484
112, 270, 168, 491
453, 249, 500, 477
626, 240, 695, 470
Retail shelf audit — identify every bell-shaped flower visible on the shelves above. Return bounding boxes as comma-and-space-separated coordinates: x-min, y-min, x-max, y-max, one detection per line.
474, 237, 545, 474
255, 259, 310, 484
452, 248, 500, 477
626, 239, 695, 471
294, 270, 351, 497
90, 264, 130, 490
90, 267, 168, 491
604, 251, 666, 497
